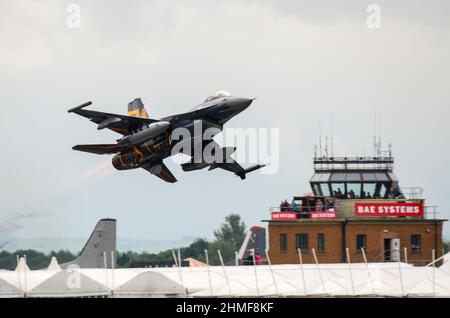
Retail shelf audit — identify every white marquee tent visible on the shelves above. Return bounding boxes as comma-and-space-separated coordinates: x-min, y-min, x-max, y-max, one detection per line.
1, 254, 449, 298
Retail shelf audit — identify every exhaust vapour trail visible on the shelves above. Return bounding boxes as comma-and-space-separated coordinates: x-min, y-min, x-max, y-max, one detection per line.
77, 159, 115, 184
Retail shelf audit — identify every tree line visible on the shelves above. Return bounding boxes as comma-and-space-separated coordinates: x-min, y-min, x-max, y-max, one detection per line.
0, 213, 247, 270
2, 214, 449, 270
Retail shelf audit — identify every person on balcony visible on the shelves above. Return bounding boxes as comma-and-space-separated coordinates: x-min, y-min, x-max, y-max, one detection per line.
280, 200, 289, 211
349, 190, 356, 199
291, 199, 298, 212
326, 198, 336, 211
392, 185, 405, 199
314, 198, 324, 211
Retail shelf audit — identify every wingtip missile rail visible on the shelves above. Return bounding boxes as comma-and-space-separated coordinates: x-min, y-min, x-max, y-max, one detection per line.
68, 101, 93, 113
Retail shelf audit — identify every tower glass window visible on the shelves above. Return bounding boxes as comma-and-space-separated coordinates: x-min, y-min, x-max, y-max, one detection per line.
296, 234, 309, 251
280, 233, 287, 252
318, 233, 325, 252
411, 234, 421, 252
356, 234, 367, 252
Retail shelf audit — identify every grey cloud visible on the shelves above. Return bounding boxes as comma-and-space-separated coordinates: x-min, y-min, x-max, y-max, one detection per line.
0, 0, 449, 242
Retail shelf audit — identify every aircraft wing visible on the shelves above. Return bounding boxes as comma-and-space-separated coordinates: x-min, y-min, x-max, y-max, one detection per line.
72, 143, 124, 155
210, 160, 244, 175
142, 161, 177, 183
211, 161, 266, 180
204, 140, 265, 179
68, 101, 161, 135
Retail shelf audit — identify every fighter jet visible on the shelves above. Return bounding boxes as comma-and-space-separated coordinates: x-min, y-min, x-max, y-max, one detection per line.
68, 91, 265, 183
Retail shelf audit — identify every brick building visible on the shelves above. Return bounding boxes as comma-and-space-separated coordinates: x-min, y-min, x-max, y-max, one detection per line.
264, 155, 446, 266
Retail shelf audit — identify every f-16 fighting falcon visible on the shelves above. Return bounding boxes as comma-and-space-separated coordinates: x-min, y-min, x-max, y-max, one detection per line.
68, 91, 265, 183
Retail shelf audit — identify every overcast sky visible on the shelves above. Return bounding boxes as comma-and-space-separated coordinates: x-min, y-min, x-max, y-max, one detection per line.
1, 0, 449, 248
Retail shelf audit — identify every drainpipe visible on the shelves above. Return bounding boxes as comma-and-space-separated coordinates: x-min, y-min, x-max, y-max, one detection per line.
434, 220, 438, 259
341, 219, 348, 263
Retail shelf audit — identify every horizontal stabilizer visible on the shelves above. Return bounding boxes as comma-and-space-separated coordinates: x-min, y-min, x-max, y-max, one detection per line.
73, 144, 124, 155
243, 164, 265, 174
68, 101, 161, 135
182, 162, 209, 172
236, 164, 265, 180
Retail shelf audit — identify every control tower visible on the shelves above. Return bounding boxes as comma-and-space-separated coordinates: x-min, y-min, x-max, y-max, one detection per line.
264, 153, 446, 265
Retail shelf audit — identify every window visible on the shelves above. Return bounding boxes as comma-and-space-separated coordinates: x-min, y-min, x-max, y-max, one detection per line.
346, 183, 362, 198
411, 234, 421, 253
362, 173, 377, 182
374, 173, 389, 182
280, 233, 287, 252
296, 234, 309, 251
378, 183, 388, 198
320, 183, 331, 196
330, 173, 346, 182
362, 183, 376, 198
312, 183, 321, 196
356, 234, 367, 252
310, 173, 330, 182
331, 183, 345, 198
318, 233, 325, 252
345, 173, 361, 182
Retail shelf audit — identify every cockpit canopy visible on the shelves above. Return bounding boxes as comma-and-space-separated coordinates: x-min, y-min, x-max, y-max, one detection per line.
204, 90, 231, 102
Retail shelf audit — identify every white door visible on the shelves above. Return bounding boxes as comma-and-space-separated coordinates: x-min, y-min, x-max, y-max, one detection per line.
390, 238, 401, 261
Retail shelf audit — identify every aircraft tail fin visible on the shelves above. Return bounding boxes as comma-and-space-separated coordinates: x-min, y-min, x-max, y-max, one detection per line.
61, 219, 116, 269
237, 226, 266, 265
128, 98, 149, 118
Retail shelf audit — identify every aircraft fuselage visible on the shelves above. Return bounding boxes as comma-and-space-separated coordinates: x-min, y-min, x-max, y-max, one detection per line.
111, 96, 253, 171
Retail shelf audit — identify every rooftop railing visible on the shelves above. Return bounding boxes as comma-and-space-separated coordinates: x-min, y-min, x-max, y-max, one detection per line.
314, 156, 394, 164
401, 187, 423, 199
313, 156, 395, 171
268, 205, 440, 220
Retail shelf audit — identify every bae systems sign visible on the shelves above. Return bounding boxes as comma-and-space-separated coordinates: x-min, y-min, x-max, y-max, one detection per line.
354, 203, 424, 217
271, 212, 297, 220
310, 211, 337, 219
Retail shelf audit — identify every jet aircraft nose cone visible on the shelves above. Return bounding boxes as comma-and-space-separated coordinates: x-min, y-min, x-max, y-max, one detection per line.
226, 97, 253, 111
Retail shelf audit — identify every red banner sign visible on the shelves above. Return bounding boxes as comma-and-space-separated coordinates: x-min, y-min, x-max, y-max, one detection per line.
310, 211, 337, 219
271, 212, 297, 220
354, 203, 424, 217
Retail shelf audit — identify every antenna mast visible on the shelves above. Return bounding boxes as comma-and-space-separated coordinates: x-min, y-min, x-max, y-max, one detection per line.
373, 113, 377, 157
377, 113, 382, 157
319, 115, 323, 157
330, 114, 334, 157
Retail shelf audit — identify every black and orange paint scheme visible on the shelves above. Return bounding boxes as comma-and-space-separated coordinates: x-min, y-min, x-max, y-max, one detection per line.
68, 91, 264, 183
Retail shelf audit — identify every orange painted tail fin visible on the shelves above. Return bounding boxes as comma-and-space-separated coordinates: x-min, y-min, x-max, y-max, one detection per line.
128, 98, 149, 118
